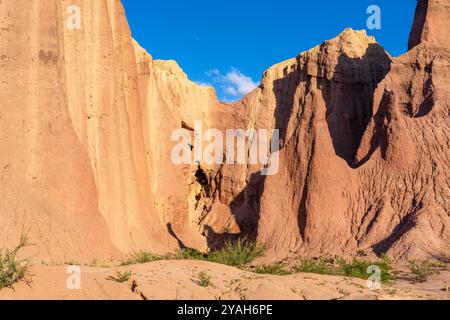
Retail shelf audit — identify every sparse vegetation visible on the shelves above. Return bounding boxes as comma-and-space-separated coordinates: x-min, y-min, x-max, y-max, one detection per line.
118, 241, 397, 283
207, 238, 265, 267
120, 251, 171, 266
337, 288, 349, 296
339, 255, 393, 283
42, 259, 112, 268
173, 248, 208, 261
197, 271, 212, 287
293, 255, 393, 283
409, 261, 437, 283
0, 235, 32, 289
64, 260, 82, 266
294, 258, 331, 275
254, 264, 289, 275
120, 238, 264, 269
107, 271, 132, 283
174, 238, 264, 267
86, 259, 112, 268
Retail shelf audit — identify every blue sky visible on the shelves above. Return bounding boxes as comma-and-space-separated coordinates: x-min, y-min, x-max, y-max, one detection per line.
122, 0, 416, 101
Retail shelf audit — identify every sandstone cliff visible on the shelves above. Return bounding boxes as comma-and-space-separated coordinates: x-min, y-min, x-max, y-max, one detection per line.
0, 0, 177, 260
0, 0, 448, 262
409, 0, 450, 50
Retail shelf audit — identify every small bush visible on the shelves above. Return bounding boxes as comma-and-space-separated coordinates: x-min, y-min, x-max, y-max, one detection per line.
339, 258, 374, 279
409, 261, 436, 283
293, 258, 333, 275
0, 235, 32, 289
208, 238, 265, 267
339, 256, 393, 283
120, 251, 169, 266
174, 248, 207, 261
120, 238, 264, 268
293, 255, 393, 283
107, 271, 132, 283
197, 272, 212, 287
254, 264, 290, 275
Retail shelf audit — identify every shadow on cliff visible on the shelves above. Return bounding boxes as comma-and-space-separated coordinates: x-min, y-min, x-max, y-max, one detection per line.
217, 64, 304, 246
204, 172, 266, 249
351, 89, 393, 167
167, 223, 188, 249
320, 43, 392, 167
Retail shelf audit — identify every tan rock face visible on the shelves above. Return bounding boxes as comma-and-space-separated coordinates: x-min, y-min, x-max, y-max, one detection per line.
248, 32, 450, 260
0, 0, 448, 262
0, 0, 176, 260
408, 0, 450, 50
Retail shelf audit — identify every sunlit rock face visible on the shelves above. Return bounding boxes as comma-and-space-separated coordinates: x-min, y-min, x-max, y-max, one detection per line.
0, 0, 448, 262
408, 0, 450, 51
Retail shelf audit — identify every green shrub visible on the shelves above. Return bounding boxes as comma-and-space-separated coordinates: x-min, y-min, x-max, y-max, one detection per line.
173, 248, 207, 261
339, 256, 393, 283
197, 271, 212, 287
107, 271, 132, 283
0, 235, 32, 289
409, 261, 436, 283
120, 238, 264, 268
207, 238, 265, 267
174, 238, 264, 268
120, 251, 170, 266
293, 255, 393, 283
293, 258, 333, 275
254, 264, 290, 275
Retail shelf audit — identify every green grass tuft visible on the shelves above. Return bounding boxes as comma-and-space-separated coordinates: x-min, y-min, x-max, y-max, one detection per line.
107, 271, 132, 283
173, 248, 208, 261
254, 264, 290, 275
0, 235, 32, 289
409, 261, 436, 283
120, 251, 171, 266
293, 255, 393, 283
120, 238, 264, 269
339, 255, 393, 283
173, 238, 264, 268
207, 238, 265, 267
293, 258, 332, 275
197, 271, 212, 287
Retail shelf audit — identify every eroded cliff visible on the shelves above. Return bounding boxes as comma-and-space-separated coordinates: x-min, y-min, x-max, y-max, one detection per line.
0, 0, 448, 262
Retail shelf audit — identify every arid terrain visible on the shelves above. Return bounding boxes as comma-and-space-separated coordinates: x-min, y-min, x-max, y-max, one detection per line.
0, 260, 449, 300
0, 0, 449, 300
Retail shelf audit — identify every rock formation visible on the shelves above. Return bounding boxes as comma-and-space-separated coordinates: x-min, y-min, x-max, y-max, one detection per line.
0, 0, 177, 260
0, 0, 448, 262
408, 0, 450, 50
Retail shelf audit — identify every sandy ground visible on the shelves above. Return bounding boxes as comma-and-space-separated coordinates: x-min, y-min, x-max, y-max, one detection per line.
1, 260, 449, 300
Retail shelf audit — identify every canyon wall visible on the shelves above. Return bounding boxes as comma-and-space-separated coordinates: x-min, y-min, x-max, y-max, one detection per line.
0, 0, 177, 260
0, 0, 448, 261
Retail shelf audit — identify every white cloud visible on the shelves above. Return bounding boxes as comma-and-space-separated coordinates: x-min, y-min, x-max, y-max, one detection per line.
206, 69, 221, 77
205, 68, 258, 100
223, 86, 239, 96
195, 81, 212, 87
223, 69, 258, 96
